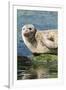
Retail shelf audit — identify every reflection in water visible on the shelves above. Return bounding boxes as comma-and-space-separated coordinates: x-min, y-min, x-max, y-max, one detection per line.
17, 54, 58, 80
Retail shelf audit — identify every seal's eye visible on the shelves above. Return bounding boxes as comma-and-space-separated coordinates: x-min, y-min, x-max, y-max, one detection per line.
29, 28, 32, 30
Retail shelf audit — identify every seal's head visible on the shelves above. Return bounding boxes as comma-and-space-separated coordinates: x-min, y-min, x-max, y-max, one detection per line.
22, 24, 36, 38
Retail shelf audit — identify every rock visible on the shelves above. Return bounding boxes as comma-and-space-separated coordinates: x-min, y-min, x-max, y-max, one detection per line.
17, 56, 32, 70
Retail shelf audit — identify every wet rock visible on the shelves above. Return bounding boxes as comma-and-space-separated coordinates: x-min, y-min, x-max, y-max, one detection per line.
17, 56, 32, 68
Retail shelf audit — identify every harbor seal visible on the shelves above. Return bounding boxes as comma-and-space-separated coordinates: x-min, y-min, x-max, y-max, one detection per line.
22, 24, 58, 54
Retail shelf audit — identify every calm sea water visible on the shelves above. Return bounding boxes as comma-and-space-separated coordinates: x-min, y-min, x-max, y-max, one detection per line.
17, 10, 58, 56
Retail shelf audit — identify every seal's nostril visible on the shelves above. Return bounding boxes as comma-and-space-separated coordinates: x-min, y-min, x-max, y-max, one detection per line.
29, 28, 32, 30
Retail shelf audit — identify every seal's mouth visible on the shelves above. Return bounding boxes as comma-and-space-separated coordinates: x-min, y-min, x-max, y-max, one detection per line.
24, 32, 29, 37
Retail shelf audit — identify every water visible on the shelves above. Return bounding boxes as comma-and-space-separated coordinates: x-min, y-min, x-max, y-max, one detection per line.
17, 10, 58, 56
